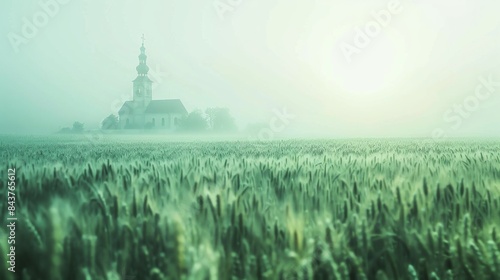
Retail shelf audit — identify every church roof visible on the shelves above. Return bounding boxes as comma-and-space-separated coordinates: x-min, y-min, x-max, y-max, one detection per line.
145, 99, 188, 115
119, 99, 188, 115
118, 101, 139, 115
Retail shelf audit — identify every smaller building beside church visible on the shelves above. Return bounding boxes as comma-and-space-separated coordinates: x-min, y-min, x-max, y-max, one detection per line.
118, 39, 188, 130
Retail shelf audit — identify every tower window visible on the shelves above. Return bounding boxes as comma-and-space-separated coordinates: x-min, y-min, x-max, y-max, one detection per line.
162, 118, 165, 126
152, 118, 155, 126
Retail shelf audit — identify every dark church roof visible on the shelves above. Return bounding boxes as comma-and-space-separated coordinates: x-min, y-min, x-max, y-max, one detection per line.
119, 99, 187, 115
145, 99, 188, 115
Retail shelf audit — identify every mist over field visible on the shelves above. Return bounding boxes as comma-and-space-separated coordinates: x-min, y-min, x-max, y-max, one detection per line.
1, 0, 500, 138
3, 2, 500, 280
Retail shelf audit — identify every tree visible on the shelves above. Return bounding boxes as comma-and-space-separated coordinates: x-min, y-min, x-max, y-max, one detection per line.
101, 114, 119, 130
72, 122, 84, 133
178, 110, 208, 132
205, 107, 237, 132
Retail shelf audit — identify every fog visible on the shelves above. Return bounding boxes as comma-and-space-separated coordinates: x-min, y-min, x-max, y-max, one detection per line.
1, 0, 500, 138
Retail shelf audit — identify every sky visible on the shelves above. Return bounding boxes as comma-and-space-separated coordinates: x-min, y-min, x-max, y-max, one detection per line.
1, 0, 500, 138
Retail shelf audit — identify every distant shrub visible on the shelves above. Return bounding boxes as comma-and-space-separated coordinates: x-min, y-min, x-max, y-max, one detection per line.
101, 114, 119, 130
178, 110, 208, 132
72, 121, 84, 133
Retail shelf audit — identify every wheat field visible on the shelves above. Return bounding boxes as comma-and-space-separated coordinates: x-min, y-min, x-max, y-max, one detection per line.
1, 137, 500, 280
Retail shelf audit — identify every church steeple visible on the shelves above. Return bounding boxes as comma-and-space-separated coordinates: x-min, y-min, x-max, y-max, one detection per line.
136, 34, 150, 76
133, 34, 153, 108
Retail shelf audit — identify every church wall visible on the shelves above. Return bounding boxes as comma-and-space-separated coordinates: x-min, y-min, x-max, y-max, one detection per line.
118, 113, 139, 129
119, 111, 185, 130
145, 113, 185, 130
118, 113, 132, 129
133, 114, 145, 128
145, 113, 171, 130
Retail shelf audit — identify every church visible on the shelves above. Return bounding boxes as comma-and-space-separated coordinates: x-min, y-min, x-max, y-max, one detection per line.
118, 38, 188, 130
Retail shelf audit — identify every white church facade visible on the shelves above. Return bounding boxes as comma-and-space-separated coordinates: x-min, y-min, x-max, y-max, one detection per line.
119, 39, 187, 130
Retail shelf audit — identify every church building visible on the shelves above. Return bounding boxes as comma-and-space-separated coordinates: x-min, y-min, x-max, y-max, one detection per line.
119, 38, 188, 130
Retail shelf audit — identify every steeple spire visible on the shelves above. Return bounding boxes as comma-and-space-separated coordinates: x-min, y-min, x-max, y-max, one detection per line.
136, 34, 149, 76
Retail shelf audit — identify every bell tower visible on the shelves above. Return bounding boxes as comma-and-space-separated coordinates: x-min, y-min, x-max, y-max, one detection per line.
133, 34, 153, 109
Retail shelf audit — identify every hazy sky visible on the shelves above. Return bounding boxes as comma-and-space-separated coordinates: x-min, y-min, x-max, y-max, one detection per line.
1, 0, 500, 137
